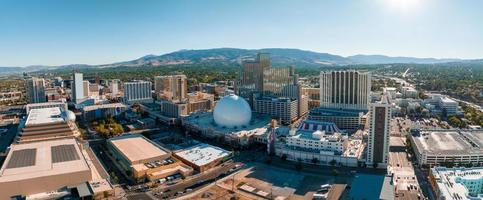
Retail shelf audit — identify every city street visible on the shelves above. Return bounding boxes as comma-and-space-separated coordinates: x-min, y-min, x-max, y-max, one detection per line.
150, 161, 239, 199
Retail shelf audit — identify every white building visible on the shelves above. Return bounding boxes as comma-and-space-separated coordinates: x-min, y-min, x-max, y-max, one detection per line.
110, 79, 120, 97
123, 81, 152, 104
401, 86, 418, 99
439, 97, 459, 116
26, 77, 46, 104
430, 167, 483, 200
286, 120, 345, 155
319, 71, 371, 110
366, 94, 391, 168
423, 94, 459, 116
384, 87, 397, 100
276, 120, 365, 167
25, 99, 68, 113
72, 73, 84, 104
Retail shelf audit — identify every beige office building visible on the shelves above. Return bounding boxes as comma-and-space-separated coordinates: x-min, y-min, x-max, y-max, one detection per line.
319, 71, 371, 110
154, 75, 188, 102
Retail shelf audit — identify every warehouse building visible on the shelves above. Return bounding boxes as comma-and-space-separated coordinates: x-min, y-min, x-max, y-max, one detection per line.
173, 143, 232, 172
107, 134, 193, 182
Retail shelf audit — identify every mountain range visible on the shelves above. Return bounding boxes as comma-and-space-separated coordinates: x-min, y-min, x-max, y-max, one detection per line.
0, 48, 479, 74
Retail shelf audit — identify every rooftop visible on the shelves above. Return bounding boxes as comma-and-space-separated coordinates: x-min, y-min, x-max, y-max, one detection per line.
309, 107, 368, 117
174, 143, 230, 167
82, 103, 126, 112
109, 134, 169, 164
0, 138, 89, 182
183, 112, 271, 136
431, 167, 483, 199
440, 97, 458, 104
412, 130, 483, 155
25, 107, 65, 126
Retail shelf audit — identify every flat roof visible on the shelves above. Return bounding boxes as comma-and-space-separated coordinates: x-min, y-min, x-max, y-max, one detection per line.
412, 130, 483, 155
25, 107, 65, 126
0, 138, 90, 182
82, 103, 126, 112
109, 135, 168, 164
432, 167, 483, 199
175, 143, 230, 167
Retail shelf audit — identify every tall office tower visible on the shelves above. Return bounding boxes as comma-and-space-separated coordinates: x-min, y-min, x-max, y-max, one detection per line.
123, 81, 152, 104
110, 79, 120, 97
366, 94, 391, 168
237, 53, 271, 99
319, 71, 371, 110
83, 80, 90, 97
154, 75, 188, 101
263, 66, 299, 98
72, 72, 84, 103
26, 77, 46, 103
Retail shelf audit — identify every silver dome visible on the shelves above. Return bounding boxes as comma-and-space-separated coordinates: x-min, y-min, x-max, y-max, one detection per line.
213, 94, 251, 128
66, 110, 76, 121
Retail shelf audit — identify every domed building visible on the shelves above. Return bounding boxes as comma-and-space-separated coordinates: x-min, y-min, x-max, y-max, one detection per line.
213, 94, 252, 128
66, 110, 76, 122
183, 94, 272, 147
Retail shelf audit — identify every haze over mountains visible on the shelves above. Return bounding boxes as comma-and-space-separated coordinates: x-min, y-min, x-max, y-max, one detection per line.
0, 48, 479, 74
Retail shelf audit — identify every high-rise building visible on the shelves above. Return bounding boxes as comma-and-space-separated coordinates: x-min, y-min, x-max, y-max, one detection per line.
154, 75, 188, 102
366, 94, 391, 168
110, 79, 120, 97
123, 81, 152, 104
237, 53, 271, 99
319, 71, 371, 110
263, 66, 300, 98
83, 80, 90, 97
72, 72, 84, 103
26, 77, 46, 103
236, 53, 308, 123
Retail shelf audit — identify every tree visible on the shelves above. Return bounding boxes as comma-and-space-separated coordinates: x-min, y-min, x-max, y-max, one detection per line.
448, 116, 462, 128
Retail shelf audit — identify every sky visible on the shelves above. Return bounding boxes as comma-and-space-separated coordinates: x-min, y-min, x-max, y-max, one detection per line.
1, 0, 483, 66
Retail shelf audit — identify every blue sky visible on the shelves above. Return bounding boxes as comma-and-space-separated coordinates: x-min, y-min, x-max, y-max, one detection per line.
1, 0, 483, 66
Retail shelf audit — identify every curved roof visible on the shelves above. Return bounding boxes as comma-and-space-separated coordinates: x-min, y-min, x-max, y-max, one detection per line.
213, 94, 251, 128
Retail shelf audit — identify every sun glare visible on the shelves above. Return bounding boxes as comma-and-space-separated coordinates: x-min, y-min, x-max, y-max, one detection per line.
386, 0, 423, 14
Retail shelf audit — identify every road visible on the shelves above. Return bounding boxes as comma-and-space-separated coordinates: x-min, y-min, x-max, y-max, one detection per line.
414, 167, 435, 200
89, 142, 132, 185
150, 161, 238, 199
